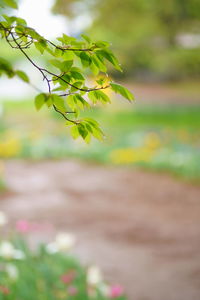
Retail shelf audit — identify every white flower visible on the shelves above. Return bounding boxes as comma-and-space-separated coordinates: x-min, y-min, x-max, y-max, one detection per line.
46, 233, 76, 254
5, 263, 19, 280
87, 265, 103, 286
0, 211, 8, 226
99, 283, 110, 297
0, 241, 25, 260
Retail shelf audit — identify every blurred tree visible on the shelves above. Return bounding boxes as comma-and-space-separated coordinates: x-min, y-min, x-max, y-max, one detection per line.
53, 0, 200, 80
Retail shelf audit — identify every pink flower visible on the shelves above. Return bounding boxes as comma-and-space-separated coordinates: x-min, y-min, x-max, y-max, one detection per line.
16, 220, 30, 233
0, 285, 10, 295
68, 286, 78, 295
60, 270, 76, 284
110, 284, 124, 298
16, 220, 53, 234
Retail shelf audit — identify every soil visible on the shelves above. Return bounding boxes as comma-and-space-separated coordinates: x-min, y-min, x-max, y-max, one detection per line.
1, 160, 200, 300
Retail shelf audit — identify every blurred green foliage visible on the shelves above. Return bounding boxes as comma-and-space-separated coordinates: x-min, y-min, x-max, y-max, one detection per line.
1, 99, 200, 182
53, 0, 200, 80
0, 235, 126, 300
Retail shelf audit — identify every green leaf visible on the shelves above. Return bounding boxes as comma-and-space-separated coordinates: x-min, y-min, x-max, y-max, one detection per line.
50, 94, 66, 112
83, 118, 104, 141
70, 81, 83, 92
16, 70, 29, 83
35, 93, 46, 110
16, 17, 27, 26
90, 62, 99, 76
96, 78, 107, 86
54, 48, 63, 58
110, 83, 134, 101
60, 33, 76, 44
80, 52, 91, 68
34, 40, 46, 54
70, 69, 85, 81
88, 90, 110, 104
61, 60, 73, 72
26, 27, 41, 40
91, 55, 107, 73
49, 59, 62, 70
94, 41, 110, 48
70, 125, 79, 139
63, 51, 75, 61
0, 57, 15, 78
81, 34, 91, 44
2, 0, 18, 9
95, 90, 111, 103
74, 94, 90, 109
96, 49, 122, 72
67, 95, 75, 110
77, 123, 88, 139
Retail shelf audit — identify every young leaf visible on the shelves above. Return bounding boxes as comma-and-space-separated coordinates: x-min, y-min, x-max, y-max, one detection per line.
50, 94, 66, 112
34, 41, 45, 54
70, 125, 79, 139
77, 123, 88, 139
80, 52, 91, 68
96, 49, 122, 72
95, 90, 111, 103
88, 90, 110, 104
94, 41, 110, 48
49, 59, 62, 70
16, 70, 29, 83
92, 55, 107, 73
54, 48, 63, 58
35, 93, 46, 110
3, 0, 17, 9
96, 77, 107, 86
61, 60, 73, 72
81, 34, 91, 44
70, 70, 85, 81
110, 83, 134, 101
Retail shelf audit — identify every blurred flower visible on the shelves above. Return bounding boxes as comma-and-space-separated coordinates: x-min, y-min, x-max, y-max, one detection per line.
87, 265, 102, 286
177, 129, 189, 143
16, 220, 31, 233
0, 241, 25, 260
0, 211, 8, 226
110, 284, 124, 298
5, 263, 19, 280
99, 283, 110, 297
46, 233, 76, 253
16, 220, 54, 234
144, 132, 161, 149
0, 132, 21, 158
110, 147, 155, 164
0, 285, 10, 295
60, 270, 76, 284
68, 285, 78, 295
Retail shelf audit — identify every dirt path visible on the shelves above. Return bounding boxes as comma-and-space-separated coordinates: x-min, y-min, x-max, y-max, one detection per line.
1, 160, 200, 300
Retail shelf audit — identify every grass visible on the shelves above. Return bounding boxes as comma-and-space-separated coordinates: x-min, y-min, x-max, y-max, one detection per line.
0, 99, 200, 182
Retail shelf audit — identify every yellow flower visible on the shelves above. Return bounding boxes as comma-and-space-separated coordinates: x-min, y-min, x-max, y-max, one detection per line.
144, 132, 161, 149
0, 133, 21, 158
110, 147, 155, 164
177, 129, 189, 142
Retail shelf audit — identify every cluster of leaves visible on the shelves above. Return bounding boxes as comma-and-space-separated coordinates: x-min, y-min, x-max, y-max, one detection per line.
0, 0, 134, 142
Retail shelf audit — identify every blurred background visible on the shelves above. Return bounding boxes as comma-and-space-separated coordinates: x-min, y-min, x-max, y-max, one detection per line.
0, 0, 200, 300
